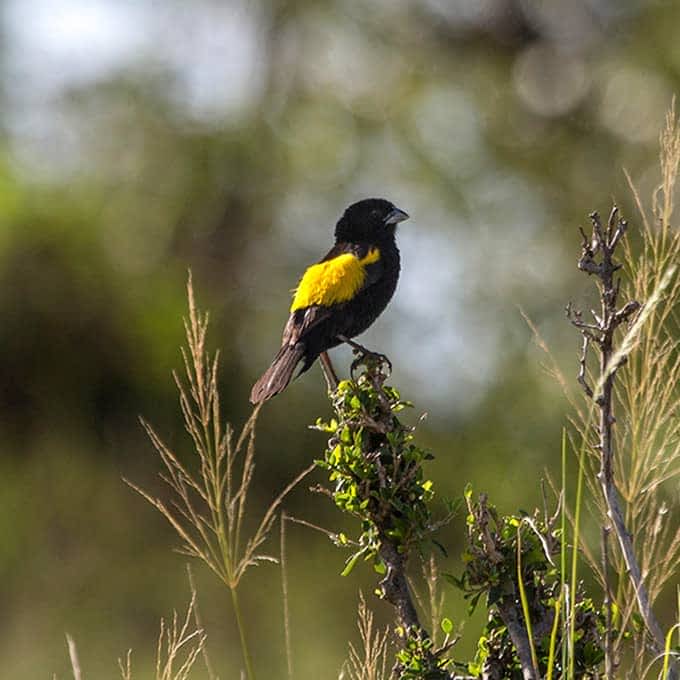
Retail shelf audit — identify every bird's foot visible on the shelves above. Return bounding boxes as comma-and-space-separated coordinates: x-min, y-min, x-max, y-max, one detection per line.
350, 348, 392, 378
338, 336, 392, 380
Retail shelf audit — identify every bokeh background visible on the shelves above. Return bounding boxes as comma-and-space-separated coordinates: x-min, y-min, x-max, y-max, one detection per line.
1, 0, 678, 677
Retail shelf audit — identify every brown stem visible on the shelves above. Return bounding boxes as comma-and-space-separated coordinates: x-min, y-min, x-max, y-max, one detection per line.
496, 598, 538, 680
571, 208, 675, 678
377, 537, 421, 629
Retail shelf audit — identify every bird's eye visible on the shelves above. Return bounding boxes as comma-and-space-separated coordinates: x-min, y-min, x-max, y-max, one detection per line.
370, 209, 380, 219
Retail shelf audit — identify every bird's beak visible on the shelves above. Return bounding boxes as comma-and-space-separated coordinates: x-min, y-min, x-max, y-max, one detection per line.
384, 207, 410, 225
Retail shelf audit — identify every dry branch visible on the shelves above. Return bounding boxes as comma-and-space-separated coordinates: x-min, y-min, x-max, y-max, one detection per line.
569, 207, 676, 677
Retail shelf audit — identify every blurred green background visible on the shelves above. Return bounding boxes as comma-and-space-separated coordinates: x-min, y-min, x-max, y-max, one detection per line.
1, 0, 678, 677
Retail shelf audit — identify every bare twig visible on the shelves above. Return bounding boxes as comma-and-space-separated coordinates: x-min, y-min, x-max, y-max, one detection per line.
570, 207, 675, 676
576, 333, 594, 398
496, 598, 537, 680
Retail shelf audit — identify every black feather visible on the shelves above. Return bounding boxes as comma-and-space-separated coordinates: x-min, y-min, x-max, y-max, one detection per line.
250, 344, 305, 404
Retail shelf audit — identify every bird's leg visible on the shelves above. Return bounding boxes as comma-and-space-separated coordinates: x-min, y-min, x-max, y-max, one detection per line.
319, 351, 339, 392
337, 335, 392, 378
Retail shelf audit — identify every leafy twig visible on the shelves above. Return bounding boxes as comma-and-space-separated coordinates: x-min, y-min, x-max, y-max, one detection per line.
315, 357, 453, 678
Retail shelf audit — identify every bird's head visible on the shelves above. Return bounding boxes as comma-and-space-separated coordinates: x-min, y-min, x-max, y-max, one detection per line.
335, 198, 409, 244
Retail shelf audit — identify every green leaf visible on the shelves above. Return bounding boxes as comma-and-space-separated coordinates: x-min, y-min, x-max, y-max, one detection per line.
440, 617, 453, 635
631, 612, 644, 633
432, 538, 448, 557
443, 572, 464, 589
467, 590, 482, 615
341, 550, 364, 576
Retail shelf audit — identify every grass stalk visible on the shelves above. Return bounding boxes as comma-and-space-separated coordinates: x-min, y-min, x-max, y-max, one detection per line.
663, 624, 680, 680
568, 416, 589, 680
516, 526, 540, 677
546, 596, 561, 680
230, 588, 254, 680
561, 428, 568, 677
66, 634, 82, 680
281, 512, 293, 680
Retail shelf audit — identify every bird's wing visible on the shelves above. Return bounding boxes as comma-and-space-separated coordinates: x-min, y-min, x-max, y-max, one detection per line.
281, 305, 331, 346
281, 242, 383, 346
290, 242, 383, 312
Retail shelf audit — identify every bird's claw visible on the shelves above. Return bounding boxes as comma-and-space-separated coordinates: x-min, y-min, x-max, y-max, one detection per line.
350, 347, 392, 380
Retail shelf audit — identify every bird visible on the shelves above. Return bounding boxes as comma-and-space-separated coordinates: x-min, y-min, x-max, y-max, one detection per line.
250, 198, 409, 404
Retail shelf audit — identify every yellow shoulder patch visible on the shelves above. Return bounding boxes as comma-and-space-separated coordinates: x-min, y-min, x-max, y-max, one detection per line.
290, 247, 380, 311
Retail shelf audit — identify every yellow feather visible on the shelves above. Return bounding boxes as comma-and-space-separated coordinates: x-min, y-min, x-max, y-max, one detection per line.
290, 248, 380, 311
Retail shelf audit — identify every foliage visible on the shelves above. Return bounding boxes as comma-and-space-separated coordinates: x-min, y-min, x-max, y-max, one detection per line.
453, 491, 606, 679
314, 363, 436, 572
314, 356, 454, 678
393, 626, 453, 680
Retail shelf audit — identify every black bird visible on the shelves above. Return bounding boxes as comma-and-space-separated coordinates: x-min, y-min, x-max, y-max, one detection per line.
250, 198, 409, 404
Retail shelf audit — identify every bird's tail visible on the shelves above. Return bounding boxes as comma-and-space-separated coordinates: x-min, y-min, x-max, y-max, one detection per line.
250, 344, 305, 404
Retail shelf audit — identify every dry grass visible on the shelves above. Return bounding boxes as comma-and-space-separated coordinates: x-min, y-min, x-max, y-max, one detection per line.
566, 104, 680, 674
66, 634, 82, 680
408, 555, 446, 648
340, 592, 391, 680
127, 274, 314, 679
62, 591, 206, 680
613, 103, 680, 673
118, 593, 206, 680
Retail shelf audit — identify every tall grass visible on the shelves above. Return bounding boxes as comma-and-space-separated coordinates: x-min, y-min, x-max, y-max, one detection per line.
614, 104, 680, 666
128, 274, 313, 680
